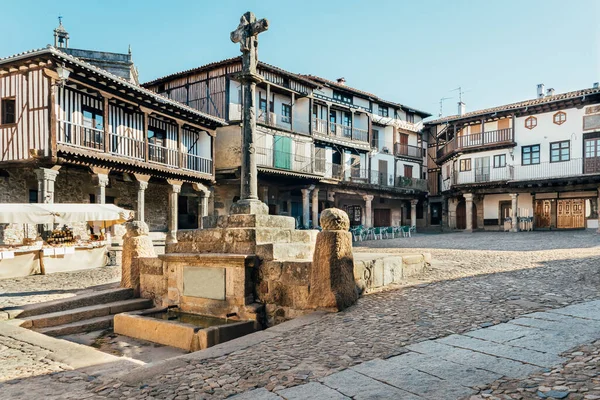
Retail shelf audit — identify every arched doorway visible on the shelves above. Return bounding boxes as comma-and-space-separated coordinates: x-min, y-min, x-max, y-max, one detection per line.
456, 199, 477, 230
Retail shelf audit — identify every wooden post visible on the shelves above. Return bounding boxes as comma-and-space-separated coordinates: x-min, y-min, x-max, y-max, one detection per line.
265, 83, 271, 125
308, 98, 313, 135
291, 92, 295, 131
326, 103, 331, 135
49, 78, 57, 160
480, 118, 485, 145
177, 121, 184, 168
143, 112, 149, 162
103, 97, 109, 152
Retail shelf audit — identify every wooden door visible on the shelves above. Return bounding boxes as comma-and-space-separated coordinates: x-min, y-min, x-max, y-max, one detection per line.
584, 138, 600, 174
557, 199, 585, 229
378, 160, 388, 185
456, 200, 477, 230
404, 164, 413, 178
374, 209, 391, 227
534, 200, 552, 228
430, 203, 442, 225
399, 133, 409, 155
456, 200, 466, 229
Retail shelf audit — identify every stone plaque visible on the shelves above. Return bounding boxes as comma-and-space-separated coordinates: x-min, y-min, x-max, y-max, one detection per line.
183, 267, 226, 300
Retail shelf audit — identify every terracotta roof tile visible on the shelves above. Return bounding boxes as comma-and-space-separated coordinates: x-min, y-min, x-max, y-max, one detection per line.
427, 87, 600, 125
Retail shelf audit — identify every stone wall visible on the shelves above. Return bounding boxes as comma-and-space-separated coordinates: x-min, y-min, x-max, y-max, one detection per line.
0, 166, 175, 245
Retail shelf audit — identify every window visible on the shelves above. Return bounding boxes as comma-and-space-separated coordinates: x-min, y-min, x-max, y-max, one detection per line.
259, 98, 267, 113
281, 104, 291, 123
1, 98, 16, 125
332, 90, 352, 104
371, 129, 379, 149
378, 105, 389, 117
459, 158, 472, 172
147, 126, 167, 162
329, 110, 336, 133
493, 154, 506, 168
524, 116, 537, 130
82, 106, 104, 148
550, 140, 570, 162
406, 112, 415, 124
522, 144, 540, 165
553, 111, 567, 125
404, 165, 413, 177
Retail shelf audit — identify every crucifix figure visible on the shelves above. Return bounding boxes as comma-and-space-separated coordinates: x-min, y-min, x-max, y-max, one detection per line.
230, 12, 270, 215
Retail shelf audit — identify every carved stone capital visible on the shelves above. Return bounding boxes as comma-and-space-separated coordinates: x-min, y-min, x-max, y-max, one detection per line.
34, 167, 59, 182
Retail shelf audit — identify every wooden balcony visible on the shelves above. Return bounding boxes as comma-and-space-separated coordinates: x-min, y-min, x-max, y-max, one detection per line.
56, 121, 213, 176
437, 128, 515, 162
393, 143, 424, 159
325, 164, 427, 192
313, 119, 369, 144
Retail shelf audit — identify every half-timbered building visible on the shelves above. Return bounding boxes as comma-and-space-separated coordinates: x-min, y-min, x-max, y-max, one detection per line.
144, 58, 431, 229
425, 84, 600, 232
0, 23, 225, 244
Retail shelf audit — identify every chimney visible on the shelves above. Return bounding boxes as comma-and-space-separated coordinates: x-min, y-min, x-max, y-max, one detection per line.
336, 77, 346, 85
458, 101, 465, 116
594, 82, 599, 89
546, 88, 555, 97
537, 83, 545, 98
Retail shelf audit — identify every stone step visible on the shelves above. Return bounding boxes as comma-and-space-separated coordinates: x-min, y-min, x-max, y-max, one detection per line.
1, 288, 134, 320
256, 242, 315, 261
36, 315, 115, 337
21, 298, 153, 329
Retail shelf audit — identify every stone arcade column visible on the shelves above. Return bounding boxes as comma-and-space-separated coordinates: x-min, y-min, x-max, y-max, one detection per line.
464, 193, 474, 233
410, 199, 418, 229
136, 181, 148, 222
363, 195, 374, 228
166, 180, 182, 244
301, 188, 311, 229
35, 167, 59, 203
311, 188, 320, 229
193, 183, 210, 229
510, 193, 519, 233
134, 174, 151, 223
93, 173, 109, 204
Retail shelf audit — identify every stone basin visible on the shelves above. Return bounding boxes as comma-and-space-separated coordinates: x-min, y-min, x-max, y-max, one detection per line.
113, 307, 257, 352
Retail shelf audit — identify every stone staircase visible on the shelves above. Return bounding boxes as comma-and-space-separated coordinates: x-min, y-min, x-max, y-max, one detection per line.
5, 287, 153, 337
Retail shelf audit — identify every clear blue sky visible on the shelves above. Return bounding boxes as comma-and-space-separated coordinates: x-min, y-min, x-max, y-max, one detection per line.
2, 0, 599, 118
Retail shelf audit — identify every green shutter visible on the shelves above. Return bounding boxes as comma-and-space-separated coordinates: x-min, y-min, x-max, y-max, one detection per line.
274, 136, 292, 170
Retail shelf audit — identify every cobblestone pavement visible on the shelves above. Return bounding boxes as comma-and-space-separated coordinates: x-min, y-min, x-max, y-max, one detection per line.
468, 341, 600, 400
1, 231, 600, 399
0, 266, 120, 309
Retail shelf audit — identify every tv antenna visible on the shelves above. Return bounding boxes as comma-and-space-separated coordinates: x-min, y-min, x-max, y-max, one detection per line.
451, 86, 470, 103
439, 96, 452, 117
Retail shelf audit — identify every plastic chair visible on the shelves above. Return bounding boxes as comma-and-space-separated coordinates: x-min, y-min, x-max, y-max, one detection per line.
401, 225, 411, 238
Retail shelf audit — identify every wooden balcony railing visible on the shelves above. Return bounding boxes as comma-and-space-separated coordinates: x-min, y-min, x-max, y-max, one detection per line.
255, 146, 318, 174
324, 163, 427, 191
57, 120, 212, 175
437, 128, 514, 160
393, 143, 423, 159
313, 119, 369, 143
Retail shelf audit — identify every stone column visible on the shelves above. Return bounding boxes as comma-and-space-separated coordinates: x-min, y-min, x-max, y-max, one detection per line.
136, 181, 148, 222
510, 193, 519, 233
301, 188, 311, 229
464, 193, 474, 233
312, 188, 320, 229
35, 168, 59, 203
93, 173, 109, 204
363, 195, 374, 228
410, 199, 418, 229
166, 180, 182, 244
192, 183, 210, 229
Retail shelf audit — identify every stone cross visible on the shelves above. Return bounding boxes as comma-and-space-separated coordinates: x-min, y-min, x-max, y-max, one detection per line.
229, 12, 270, 215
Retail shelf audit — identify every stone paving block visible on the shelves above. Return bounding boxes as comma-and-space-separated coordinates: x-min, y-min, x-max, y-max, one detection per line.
506, 329, 598, 354
321, 369, 420, 400
352, 358, 475, 399
464, 323, 542, 343
229, 388, 283, 399
509, 315, 600, 334
277, 382, 349, 399
407, 340, 540, 378
437, 334, 565, 367
387, 351, 502, 387
546, 300, 600, 321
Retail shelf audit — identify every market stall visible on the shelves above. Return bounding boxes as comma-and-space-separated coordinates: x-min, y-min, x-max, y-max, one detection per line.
0, 204, 130, 279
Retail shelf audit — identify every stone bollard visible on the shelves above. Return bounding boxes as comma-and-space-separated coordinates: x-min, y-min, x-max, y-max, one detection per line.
121, 221, 156, 296
308, 208, 358, 311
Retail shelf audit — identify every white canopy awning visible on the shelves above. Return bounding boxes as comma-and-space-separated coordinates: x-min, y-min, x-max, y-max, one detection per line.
0, 204, 131, 224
